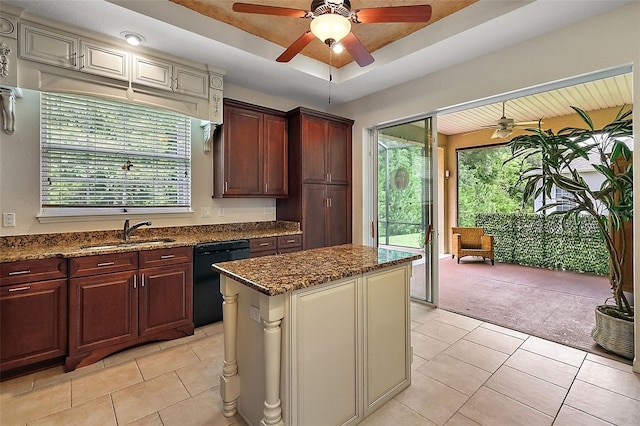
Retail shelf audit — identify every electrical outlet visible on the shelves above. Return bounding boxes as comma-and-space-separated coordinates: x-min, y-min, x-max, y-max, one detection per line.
264, 206, 270, 215
218, 207, 224, 216
3, 213, 15, 227
249, 305, 261, 323
200, 207, 211, 217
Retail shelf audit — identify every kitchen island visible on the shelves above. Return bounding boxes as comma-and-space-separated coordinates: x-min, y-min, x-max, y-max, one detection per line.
213, 244, 421, 426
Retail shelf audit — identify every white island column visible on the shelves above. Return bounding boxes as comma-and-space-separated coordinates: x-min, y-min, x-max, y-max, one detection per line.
220, 283, 240, 417
260, 293, 285, 426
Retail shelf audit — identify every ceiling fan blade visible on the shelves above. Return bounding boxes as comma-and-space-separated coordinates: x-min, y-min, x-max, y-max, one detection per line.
276, 31, 315, 63
232, 3, 308, 18
355, 5, 432, 23
341, 32, 374, 67
514, 121, 543, 126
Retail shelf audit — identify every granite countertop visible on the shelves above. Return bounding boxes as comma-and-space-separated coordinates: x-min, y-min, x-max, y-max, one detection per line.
0, 221, 301, 263
213, 244, 422, 296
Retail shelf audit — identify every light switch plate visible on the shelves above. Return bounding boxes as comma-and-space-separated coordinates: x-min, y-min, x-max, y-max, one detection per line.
218, 208, 224, 216
200, 207, 211, 217
3, 213, 15, 227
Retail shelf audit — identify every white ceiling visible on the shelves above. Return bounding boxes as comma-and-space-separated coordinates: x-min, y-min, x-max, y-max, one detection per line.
2, 0, 633, 134
439, 72, 634, 135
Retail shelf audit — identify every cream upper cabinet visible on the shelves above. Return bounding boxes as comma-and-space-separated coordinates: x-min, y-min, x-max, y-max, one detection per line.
79, 40, 129, 80
133, 55, 209, 99
19, 22, 129, 81
19, 23, 77, 69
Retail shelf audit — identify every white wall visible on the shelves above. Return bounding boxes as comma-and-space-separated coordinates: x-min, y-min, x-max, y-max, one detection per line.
330, 2, 640, 371
0, 82, 302, 236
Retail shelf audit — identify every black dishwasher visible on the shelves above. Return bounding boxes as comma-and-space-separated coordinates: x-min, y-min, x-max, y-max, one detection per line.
193, 240, 250, 327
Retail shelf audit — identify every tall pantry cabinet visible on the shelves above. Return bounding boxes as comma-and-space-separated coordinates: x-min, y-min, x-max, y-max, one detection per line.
277, 107, 354, 250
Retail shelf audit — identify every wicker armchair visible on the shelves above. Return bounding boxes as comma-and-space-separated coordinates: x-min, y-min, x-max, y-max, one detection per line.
451, 227, 495, 265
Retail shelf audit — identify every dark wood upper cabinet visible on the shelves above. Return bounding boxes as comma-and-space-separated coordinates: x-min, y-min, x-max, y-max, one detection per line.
278, 107, 353, 250
214, 99, 288, 198
300, 113, 351, 185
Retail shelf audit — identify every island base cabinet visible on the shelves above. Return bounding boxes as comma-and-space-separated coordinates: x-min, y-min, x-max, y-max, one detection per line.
363, 267, 411, 415
219, 263, 411, 426
290, 278, 361, 426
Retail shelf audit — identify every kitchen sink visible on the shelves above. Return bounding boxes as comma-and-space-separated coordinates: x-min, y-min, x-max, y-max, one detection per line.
81, 238, 177, 251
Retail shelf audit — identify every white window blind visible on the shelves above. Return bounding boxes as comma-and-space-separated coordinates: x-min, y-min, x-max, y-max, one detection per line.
41, 92, 191, 210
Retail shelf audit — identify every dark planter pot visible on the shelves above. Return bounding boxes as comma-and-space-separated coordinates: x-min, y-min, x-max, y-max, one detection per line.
591, 305, 635, 360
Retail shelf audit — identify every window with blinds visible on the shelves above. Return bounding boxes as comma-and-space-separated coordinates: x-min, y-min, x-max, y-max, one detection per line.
41, 92, 191, 213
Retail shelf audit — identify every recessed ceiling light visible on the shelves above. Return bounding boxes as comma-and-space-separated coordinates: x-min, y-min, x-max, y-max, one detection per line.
121, 32, 145, 46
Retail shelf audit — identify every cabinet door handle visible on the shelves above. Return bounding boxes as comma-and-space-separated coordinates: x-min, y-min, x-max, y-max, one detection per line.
329, 198, 332, 207
8, 270, 31, 276
70, 52, 77, 67
160, 254, 175, 259
133, 275, 137, 289
225, 181, 228, 192
259, 242, 270, 246
8, 286, 31, 292
286, 239, 295, 243
78, 54, 85, 69
328, 173, 332, 182
141, 274, 145, 287
97, 262, 115, 267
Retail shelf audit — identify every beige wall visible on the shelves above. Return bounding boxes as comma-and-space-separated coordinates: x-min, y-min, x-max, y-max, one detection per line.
0, 83, 306, 236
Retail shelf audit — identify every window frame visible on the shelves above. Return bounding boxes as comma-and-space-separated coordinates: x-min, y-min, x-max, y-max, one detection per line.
39, 92, 194, 222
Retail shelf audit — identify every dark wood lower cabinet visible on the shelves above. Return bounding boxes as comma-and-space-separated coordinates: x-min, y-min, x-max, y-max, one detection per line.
66, 248, 193, 371
1, 279, 67, 373
139, 263, 192, 337
69, 271, 137, 354
1, 258, 68, 378
249, 235, 302, 257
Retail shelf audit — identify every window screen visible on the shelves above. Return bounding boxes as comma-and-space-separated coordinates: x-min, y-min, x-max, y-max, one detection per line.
41, 92, 191, 210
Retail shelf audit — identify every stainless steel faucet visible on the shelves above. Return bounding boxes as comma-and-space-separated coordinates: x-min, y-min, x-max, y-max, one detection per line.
123, 219, 152, 241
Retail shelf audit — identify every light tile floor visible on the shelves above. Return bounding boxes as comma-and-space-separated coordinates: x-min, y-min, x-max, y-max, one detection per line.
1, 304, 639, 425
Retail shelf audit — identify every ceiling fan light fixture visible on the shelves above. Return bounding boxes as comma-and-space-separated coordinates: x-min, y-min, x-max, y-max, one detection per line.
310, 13, 351, 44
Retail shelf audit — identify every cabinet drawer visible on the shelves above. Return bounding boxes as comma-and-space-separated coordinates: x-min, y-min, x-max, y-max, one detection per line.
277, 234, 302, 250
250, 237, 277, 253
69, 252, 138, 278
139, 246, 193, 268
1, 258, 67, 286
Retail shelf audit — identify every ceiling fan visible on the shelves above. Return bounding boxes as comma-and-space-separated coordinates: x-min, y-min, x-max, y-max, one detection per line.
484, 101, 542, 139
232, 1, 432, 67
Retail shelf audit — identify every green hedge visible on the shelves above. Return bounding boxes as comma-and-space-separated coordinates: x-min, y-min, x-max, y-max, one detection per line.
475, 213, 609, 275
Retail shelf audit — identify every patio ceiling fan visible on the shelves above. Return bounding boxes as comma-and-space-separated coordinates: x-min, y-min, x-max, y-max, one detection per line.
483, 101, 542, 139
232, 1, 433, 67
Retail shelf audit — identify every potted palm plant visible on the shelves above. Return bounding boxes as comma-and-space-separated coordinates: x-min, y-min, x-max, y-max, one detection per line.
506, 105, 634, 358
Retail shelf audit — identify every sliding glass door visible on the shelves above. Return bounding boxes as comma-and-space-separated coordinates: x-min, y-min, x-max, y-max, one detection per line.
376, 116, 436, 303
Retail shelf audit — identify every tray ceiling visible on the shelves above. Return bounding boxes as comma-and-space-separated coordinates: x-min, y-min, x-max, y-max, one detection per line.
168, 0, 478, 68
